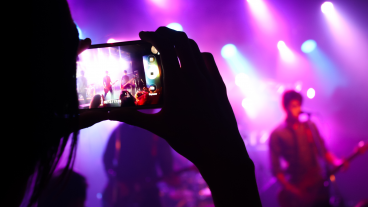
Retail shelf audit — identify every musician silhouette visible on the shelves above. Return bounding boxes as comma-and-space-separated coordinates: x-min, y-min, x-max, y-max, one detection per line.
121, 70, 134, 94
103, 71, 114, 100
102, 122, 174, 207
77, 70, 88, 104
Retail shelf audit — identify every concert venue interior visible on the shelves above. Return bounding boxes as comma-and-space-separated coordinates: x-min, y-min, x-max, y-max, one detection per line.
53, 0, 367, 206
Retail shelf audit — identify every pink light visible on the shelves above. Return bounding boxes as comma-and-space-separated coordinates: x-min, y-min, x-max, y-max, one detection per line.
295, 82, 302, 92
246, 0, 276, 33
277, 41, 295, 62
307, 88, 316, 99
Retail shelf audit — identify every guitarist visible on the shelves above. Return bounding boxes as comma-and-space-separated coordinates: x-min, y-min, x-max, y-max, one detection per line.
103, 71, 114, 100
121, 70, 136, 95
269, 90, 345, 207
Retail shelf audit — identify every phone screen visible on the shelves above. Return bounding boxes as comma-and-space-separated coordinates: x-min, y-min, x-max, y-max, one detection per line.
76, 41, 163, 109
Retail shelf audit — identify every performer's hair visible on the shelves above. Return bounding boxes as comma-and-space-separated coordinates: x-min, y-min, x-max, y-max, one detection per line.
37, 169, 87, 207
106, 70, 108, 74
124, 70, 127, 73
282, 90, 303, 109
90, 94, 102, 109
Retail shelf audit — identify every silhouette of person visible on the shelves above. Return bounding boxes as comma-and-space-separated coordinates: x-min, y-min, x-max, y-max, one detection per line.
102, 123, 173, 207
37, 169, 87, 207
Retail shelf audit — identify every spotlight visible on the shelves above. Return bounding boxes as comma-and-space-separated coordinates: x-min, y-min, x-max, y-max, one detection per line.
221, 44, 237, 59
277, 41, 295, 62
301, 40, 317, 53
277, 41, 287, 50
107, 38, 116, 43
307, 88, 316, 99
166, 23, 183, 31
321, 2, 335, 15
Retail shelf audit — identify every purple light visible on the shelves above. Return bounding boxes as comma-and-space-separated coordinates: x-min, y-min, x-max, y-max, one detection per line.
321, 2, 335, 15
307, 88, 316, 99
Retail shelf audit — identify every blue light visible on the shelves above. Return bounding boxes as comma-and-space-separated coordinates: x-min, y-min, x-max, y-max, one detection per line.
221, 44, 237, 59
75, 23, 83, 39
301, 40, 317, 53
96, 193, 102, 199
166, 23, 183, 31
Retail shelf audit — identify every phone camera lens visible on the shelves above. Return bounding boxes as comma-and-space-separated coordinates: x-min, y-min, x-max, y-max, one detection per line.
148, 55, 155, 63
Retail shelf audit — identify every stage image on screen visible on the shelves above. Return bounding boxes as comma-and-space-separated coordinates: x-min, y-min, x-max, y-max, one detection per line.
76, 44, 162, 109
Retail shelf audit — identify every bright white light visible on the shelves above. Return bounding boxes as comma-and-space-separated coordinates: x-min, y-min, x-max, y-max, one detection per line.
247, 0, 267, 16
301, 40, 317, 53
277, 41, 286, 50
321, 2, 335, 15
235, 73, 250, 88
307, 88, 316, 99
107, 38, 117, 43
221, 44, 237, 59
277, 41, 295, 62
167, 23, 183, 31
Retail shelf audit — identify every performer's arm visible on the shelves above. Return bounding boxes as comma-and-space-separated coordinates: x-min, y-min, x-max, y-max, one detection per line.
310, 122, 344, 167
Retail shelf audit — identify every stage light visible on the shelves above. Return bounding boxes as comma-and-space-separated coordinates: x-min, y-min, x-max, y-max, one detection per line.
321, 2, 335, 15
246, 0, 267, 16
166, 23, 183, 31
221, 44, 237, 59
307, 88, 316, 99
107, 38, 116, 43
277, 41, 295, 62
301, 40, 317, 53
295, 82, 302, 92
277, 41, 287, 50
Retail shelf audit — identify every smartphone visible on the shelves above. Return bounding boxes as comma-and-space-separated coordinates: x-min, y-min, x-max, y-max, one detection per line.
76, 40, 163, 110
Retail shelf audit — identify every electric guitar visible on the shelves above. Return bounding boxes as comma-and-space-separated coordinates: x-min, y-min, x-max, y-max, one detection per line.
121, 77, 135, 89
104, 80, 119, 93
278, 141, 368, 207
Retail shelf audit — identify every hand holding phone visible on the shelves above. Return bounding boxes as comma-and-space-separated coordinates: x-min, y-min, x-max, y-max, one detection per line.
108, 27, 261, 206
79, 27, 261, 206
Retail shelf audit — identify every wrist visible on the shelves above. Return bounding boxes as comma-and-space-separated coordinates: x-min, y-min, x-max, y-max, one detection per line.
195, 154, 261, 206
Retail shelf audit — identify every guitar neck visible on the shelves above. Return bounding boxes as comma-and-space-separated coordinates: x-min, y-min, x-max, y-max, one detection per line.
329, 150, 359, 176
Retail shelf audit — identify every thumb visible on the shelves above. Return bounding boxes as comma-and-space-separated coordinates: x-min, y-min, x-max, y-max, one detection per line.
108, 108, 159, 131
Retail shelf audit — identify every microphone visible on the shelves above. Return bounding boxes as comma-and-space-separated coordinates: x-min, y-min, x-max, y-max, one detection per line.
300, 111, 312, 115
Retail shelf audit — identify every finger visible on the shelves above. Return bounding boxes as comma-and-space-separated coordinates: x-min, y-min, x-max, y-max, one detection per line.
78, 110, 109, 130
188, 39, 211, 80
155, 27, 198, 71
108, 108, 160, 133
201, 53, 226, 93
77, 38, 91, 55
